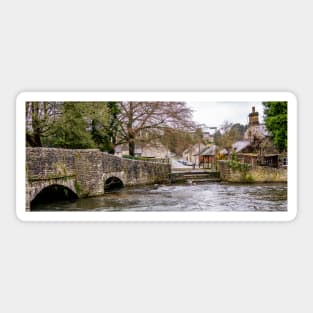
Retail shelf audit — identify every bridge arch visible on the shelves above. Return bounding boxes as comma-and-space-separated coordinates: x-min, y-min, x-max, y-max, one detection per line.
29, 178, 78, 207
103, 172, 125, 191
104, 176, 124, 191
32, 183, 77, 201
30, 183, 78, 209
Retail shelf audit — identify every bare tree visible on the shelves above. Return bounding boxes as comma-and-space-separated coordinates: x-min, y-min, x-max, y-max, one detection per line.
26, 102, 61, 146
116, 102, 194, 156
214, 121, 246, 150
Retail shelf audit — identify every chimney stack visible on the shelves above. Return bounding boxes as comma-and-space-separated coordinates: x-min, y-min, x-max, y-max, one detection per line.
249, 106, 259, 126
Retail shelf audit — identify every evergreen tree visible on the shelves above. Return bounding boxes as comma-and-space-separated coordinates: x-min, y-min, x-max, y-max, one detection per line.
90, 102, 120, 153
263, 102, 287, 151
48, 103, 96, 149
26, 101, 119, 151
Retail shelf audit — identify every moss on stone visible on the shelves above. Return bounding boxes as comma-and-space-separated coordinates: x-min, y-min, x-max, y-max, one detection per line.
244, 173, 255, 183
52, 161, 67, 176
74, 181, 82, 194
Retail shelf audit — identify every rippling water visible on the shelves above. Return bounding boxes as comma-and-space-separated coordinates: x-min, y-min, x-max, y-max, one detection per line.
31, 182, 287, 212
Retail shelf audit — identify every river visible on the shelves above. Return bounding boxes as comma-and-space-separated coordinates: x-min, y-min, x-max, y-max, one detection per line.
31, 182, 287, 212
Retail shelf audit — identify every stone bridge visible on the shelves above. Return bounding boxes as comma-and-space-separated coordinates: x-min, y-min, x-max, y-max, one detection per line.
26, 147, 171, 210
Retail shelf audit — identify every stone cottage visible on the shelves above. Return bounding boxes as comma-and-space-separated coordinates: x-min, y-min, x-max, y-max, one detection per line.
115, 142, 170, 159
232, 106, 287, 168
182, 143, 206, 166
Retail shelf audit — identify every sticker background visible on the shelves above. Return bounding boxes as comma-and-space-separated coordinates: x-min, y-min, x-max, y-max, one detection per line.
1, 1, 309, 312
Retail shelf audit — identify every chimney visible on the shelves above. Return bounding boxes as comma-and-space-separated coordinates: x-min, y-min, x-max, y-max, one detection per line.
249, 106, 259, 126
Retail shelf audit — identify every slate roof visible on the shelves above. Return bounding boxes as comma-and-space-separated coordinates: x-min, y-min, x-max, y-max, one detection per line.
232, 141, 251, 153
193, 145, 210, 156
201, 145, 217, 156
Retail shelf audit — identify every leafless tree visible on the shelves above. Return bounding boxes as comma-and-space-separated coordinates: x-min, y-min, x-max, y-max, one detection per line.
26, 102, 61, 146
116, 102, 195, 156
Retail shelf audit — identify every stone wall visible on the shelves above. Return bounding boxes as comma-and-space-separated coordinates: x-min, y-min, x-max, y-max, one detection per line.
26, 148, 78, 209
102, 153, 171, 186
26, 148, 76, 180
218, 160, 287, 183
26, 147, 171, 208
73, 149, 104, 197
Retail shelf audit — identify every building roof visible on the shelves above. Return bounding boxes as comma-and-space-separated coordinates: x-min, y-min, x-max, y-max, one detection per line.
232, 141, 251, 153
201, 145, 217, 156
193, 145, 209, 156
181, 143, 206, 156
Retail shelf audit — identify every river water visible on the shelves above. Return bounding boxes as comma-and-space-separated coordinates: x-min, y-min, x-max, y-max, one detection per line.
31, 182, 287, 212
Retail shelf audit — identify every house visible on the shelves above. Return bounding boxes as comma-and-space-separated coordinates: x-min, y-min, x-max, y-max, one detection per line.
190, 144, 219, 169
115, 142, 170, 159
232, 140, 259, 166
182, 143, 206, 166
140, 143, 170, 159
202, 127, 217, 143
114, 145, 142, 157
198, 145, 218, 169
231, 106, 285, 168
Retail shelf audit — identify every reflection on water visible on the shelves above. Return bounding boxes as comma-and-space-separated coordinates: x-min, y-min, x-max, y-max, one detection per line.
31, 182, 287, 212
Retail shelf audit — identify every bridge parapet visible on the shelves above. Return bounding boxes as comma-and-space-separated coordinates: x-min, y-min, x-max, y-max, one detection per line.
26, 147, 76, 180
101, 153, 171, 185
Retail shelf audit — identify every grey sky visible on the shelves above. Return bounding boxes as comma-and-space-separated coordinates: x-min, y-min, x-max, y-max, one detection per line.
187, 102, 264, 128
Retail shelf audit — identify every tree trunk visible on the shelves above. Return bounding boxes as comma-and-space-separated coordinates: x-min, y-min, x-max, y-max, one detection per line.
129, 136, 135, 156
127, 102, 135, 156
26, 133, 36, 147
33, 129, 42, 146
32, 103, 42, 147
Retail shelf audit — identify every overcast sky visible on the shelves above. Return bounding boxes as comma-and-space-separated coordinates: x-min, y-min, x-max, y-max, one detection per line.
187, 102, 264, 128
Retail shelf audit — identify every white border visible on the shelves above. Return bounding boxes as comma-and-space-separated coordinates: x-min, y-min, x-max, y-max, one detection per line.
16, 92, 297, 222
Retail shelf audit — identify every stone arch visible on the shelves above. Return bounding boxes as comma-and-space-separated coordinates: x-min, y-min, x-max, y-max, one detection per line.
103, 172, 125, 191
30, 183, 78, 209
29, 178, 78, 205
104, 176, 124, 190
